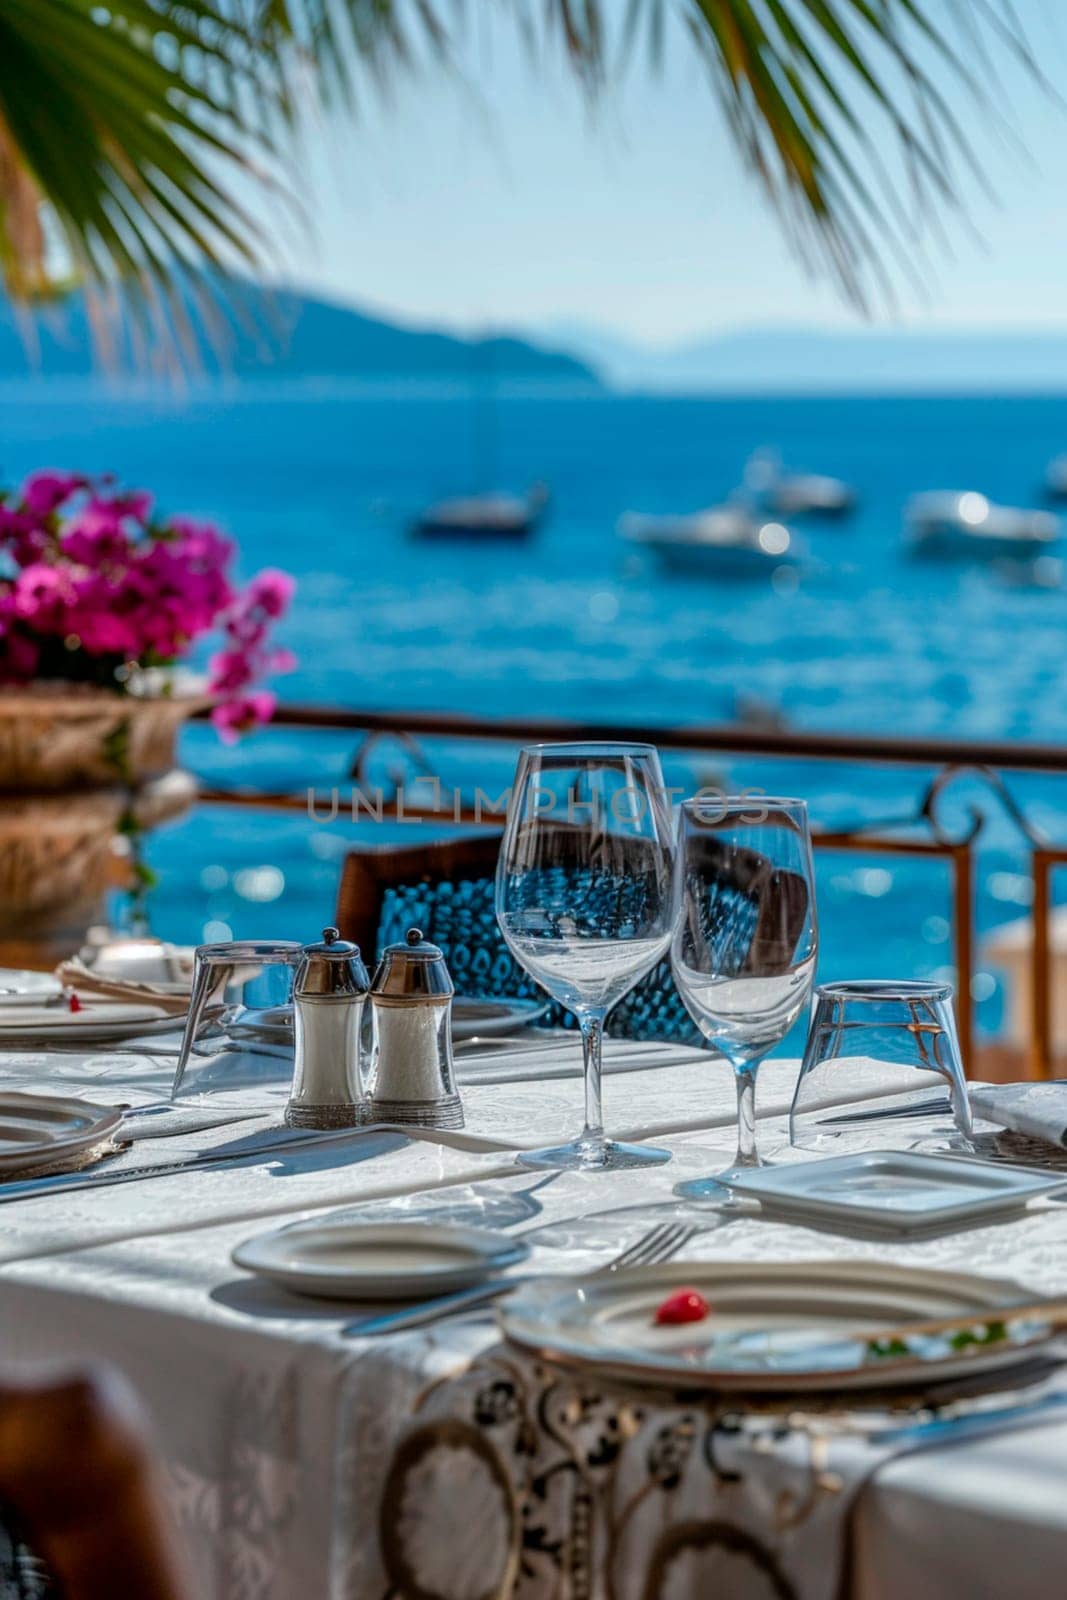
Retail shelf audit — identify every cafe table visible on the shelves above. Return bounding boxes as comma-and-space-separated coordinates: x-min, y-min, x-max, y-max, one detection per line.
0, 1039, 1062, 1600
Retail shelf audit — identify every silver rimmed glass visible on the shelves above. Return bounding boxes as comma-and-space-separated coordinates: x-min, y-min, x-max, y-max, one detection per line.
672, 796, 817, 1194
790, 980, 974, 1150
495, 741, 677, 1171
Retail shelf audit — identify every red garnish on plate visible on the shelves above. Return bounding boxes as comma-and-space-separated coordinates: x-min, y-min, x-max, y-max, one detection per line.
68, 993, 82, 1013
654, 1288, 710, 1326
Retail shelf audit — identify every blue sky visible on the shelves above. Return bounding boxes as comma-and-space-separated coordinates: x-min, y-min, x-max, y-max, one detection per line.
264, 2, 1067, 347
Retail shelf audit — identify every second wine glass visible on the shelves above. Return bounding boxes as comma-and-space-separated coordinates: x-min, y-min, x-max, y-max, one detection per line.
670, 796, 817, 1194
495, 742, 677, 1170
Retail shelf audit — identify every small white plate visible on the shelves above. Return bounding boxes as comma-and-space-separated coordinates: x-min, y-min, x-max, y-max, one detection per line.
0, 970, 63, 1009
725, 1150, 1065, 1235
0, 1092, 123, 1177
501, 1259, 1044, 1394
0, 1003, 176, 1043
451, 997, 550, 1041
232, 1219, 530, 1301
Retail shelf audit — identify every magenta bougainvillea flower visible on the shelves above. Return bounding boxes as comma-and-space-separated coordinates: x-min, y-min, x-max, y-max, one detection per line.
0, 470, 294, 738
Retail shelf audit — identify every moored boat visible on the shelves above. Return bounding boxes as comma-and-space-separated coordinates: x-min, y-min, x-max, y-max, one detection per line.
746, 450, 856, 519
906, 491, 1059, 559
412, 484, 549, 541
618, 504, 797, 575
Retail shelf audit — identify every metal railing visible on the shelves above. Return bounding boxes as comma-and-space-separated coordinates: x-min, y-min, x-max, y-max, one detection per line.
193, 703, 1067, 1079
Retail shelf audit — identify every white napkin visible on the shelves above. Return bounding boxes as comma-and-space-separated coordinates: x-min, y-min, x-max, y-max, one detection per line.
969, 1082, 1067, 1147
55, 958, 190, 1017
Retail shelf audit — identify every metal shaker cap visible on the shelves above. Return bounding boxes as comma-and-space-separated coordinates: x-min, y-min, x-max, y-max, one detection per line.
370, 927, 454, 1001
294, 926, 370, 998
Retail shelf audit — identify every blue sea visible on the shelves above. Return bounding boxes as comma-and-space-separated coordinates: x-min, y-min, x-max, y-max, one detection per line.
5, 380, 1067, 1041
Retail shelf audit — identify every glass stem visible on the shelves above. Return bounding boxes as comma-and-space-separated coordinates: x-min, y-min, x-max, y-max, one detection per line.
579, 1010, 606, 1148
734, 1065, 760, 1169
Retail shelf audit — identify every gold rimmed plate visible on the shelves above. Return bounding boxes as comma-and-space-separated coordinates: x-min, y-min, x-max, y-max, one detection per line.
451, 997, 550, 1041
499, 1259, 1052, 1394
0, 1003, 177, 1043
0, 1092, 124, 1179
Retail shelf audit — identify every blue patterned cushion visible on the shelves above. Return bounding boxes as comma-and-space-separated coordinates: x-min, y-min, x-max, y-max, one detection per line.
377, 877, 701, 1043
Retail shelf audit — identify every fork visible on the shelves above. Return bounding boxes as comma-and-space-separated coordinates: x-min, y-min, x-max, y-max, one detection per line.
342, 1218, 698, 1337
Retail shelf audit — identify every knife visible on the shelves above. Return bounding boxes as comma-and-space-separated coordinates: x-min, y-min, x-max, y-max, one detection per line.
0, 1123, 400, 1204
816, 1095, 952, 1127
0, 1113, 523, 1204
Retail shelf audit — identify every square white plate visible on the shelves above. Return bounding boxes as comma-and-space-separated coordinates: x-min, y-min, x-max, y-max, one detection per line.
725, 1150, 1065, 1235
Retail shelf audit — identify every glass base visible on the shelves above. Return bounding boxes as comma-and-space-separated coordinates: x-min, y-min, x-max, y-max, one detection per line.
674, 1160, 770, 1205
517, 1137, 672, 1172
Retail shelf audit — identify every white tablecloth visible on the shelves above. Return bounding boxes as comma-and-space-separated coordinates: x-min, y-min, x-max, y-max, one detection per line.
0, 1043, 1059, 1599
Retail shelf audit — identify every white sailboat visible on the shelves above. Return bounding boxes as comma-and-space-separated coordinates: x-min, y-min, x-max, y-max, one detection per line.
413, 485, 549, 541
411, 336, 550, 542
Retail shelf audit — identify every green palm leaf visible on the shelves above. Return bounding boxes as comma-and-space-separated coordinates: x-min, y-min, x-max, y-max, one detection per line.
0, 0, 285, 353
0, 0, 1048, 349
291, 0, 1043, 309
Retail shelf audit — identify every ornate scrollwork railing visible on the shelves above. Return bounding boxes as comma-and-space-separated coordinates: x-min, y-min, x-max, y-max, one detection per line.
194, 705, 1067, 1080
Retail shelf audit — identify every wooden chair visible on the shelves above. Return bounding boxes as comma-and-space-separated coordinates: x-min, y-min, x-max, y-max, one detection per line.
0, 1367, 190, 1600
334, 832, 808, 1042
336, 834, 503, 960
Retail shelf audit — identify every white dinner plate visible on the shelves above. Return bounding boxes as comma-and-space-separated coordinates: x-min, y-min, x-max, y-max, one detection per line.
0, 1003, 177, 1043
0, 970, 64, 1009
725, 1150, 1065, 1236
500, 1260, 1048, 1394
0, 1092, 123, 1178
451, 996, 550, 1041
232, 1219, 530, 1301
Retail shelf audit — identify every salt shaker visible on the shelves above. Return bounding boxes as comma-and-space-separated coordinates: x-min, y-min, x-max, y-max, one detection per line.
365, 928, 464, 1129
286, 928, 370, 1129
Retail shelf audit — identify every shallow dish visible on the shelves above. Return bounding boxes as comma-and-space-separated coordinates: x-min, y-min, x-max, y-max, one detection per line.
451, 996, 550, 1041
500, 1259, 1045, 1394
0, 1003, 176, 1043
725, 1150, 1064, 1236
232, 1219, 530, 1301
0, 1092, 123, 1178
0, 970, 64, 1009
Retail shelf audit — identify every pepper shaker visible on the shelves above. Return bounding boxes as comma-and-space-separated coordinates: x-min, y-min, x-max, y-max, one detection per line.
365, 928, 464, 1129
286, 927, 370, 1128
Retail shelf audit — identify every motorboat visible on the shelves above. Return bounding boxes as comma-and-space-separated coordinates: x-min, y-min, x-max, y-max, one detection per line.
412, 484, 549, 541
746, 450, 856, 519
906, 491, 1059, 559
618, 504, 798, 575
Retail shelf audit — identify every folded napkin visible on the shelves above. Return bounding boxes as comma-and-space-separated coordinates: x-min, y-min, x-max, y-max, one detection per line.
54, 958, 190, 1017
969, 1083, 1067, 1147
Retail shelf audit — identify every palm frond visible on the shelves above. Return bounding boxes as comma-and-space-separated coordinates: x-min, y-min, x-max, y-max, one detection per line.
0, 0, 1051, 355
0, 0, 288, 360
297, 0, 1046, 310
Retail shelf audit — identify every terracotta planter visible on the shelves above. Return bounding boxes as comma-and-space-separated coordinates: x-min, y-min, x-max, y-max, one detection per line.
0, 687, 204, 957
0, 685, 207, 792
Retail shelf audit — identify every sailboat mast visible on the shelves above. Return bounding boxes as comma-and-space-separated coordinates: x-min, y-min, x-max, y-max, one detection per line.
472, 331, 498, 493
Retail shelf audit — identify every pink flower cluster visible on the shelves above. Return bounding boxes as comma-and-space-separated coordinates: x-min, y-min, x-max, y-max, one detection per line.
0, 470, 295, 740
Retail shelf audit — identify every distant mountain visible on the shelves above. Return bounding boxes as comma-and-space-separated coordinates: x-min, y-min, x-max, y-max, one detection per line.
537, 320, 1067, 393
0, 284, 599, 386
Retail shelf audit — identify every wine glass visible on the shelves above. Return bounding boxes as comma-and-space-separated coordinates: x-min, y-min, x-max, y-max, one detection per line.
495, 742, 677, 1170
671, 796, 817, 1195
